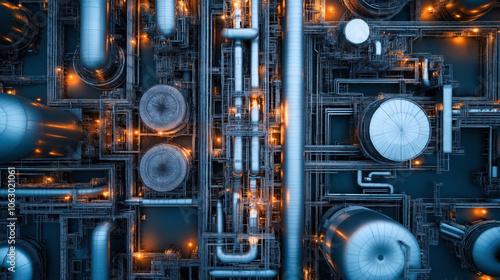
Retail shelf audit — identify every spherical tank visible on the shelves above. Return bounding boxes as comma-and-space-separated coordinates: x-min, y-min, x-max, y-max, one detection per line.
340, 0, 410, 20
139, 85, 189, 133
358, 98, 431, 163
320, 205, 421, 280
437, 0, 496, 21
139, 144, 191, 192
0, 93, 82, 163
460, 221, 500, 277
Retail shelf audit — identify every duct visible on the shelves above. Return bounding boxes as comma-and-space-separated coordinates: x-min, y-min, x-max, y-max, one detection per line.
281, 0, 304, 276
443, 85, 453, 153
210, 269, 278, 278
250, 100, 260, 174
221, 28, 259, 40
91, 221, 117, 280
0, 187, 107, 197
357, 170, 394, 193
80, 0, 108, 70
365, 171, 391, 181
250, 0, 259, 89
216, 196, 258, 263
0, 243, 34, 280
156, 0, 175, 36
124, 198, 195, 206
422, 58, 430, 87
374, 40, 382, 56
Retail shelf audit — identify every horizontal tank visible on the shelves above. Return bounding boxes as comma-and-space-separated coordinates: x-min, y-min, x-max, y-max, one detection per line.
139, 144, 191, 192
0, 0, 40, 54
358, 98, 431, 162
437, 0, 496, 21
340, 0, 410, 20
320, 205, 421, 280
139, 85, 189, 133
0, 239, 45, 280
0, 93, 82, 163
458, 221, 500, 277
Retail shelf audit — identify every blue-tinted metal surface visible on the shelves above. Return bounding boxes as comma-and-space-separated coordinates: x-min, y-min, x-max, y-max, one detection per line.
91, 221, 117, 280
156, 0, 175, 36
80, 0, 108, 69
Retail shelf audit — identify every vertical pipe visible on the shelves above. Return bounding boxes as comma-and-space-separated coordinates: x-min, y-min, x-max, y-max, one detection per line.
443, 85, 453, 153
281, 0, 304, 277
233, 9, 244, 175
80, 0, 108, 70
251, 100, 260, 174
250, 0, 259, 89
91, 221, 117, 280
156, 0, 176, 36
422, 58, 430, 87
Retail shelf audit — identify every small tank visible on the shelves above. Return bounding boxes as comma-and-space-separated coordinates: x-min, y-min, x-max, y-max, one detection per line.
139, 144, 191, 192
320, 205, 421, 280
0, 93, 82, 163
0, 0, 40, 54
358, 98, 431, 162
0, 239, 46, 280
437, 0, 496, 21
139, 85, 189, 133
343, 19, 370, 45
340, 0, 410, 20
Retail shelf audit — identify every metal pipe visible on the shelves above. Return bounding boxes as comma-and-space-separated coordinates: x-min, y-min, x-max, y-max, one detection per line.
365, 171, 391, 181
250, 0, 259, 89
282, 0, 304, 276
91, 221, 117, 280
80, 0, 108, 69
374, 40, 382, 56
233, 135, 243, 175
156, 0, 175, 36
124, 198, 195, 206
210, 269, 277, 278
250, 177, 257, 195
440, 222, 466, 236
357, 170, 394, 193
0, 187, 107, 197
216, 196, 258, 263
443, 84, 453, 153
250, 100, 260, 174
0, 244, 35, 280
422, 58, 430, 87
222, 28, 258, 40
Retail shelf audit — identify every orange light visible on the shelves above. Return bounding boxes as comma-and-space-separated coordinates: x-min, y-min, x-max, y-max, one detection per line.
64, 196, 70, 200
472, 28, 479, 33
188, 242, 193, 247
427, 6, 433, 12
221, 15, 226, 20
34, 149, 41, 153
482, 209, 487, 214
328, 7, 333, 12
47, 177, 52, 182
134, 130, 139, 135
131, 39, 135, 44
103, 191, 109, 197
69, 75, 73, 79
7, 91, 12, 94
136, 253, 142, 258
57, 67, 61, 72
217, 137, 221, 143
159, 131, 163, 135
143, 34, 147, 38
96, 119, 100, 123
138, 192, 143, 196
414, 160, 421, 165
36, 98, 41, 101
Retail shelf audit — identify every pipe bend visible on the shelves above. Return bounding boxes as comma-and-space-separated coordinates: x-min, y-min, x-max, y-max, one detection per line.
357, 170, 393, 193
91, 220, 117, 280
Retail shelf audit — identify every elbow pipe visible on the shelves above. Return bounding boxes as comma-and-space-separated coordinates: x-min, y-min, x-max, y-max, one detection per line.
364, 171, 391, 181
210, 269, 277, 278
222, 28, 259, 40
422, 58, 430, 87
91, 221, 117, 280
357, 170, 394, 193
281, 0, 305, 277
0, 187, 107, 197
216, 196, 258, 263
0, 244, 35, 280
80, 0, 108, 70
156, 0, 176, 36
374, 40, 382, 56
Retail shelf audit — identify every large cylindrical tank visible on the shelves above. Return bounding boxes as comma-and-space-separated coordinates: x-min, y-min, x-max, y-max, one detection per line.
139, 144, 191, 192
320, 205, 421, 280
139, 85, 189, 133
458, 221, 500, 277
0, 0, 40, 54
0, 93, 82, 163
340, 0, 410, 20
437, 0, 496, 21
0, 239, 45, 280
74, 0, 125, 90
358, 98, 431, 163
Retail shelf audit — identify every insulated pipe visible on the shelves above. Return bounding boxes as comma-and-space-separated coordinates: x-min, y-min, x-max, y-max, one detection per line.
210, 269, 278, 278
80, 0, 108, 70
0, 244, 35, 280
422, 58, 430, 87
0, 187, 107, 197
365, 171, 391, 181
281, 0, 304, 276
443, 84, 453, 153
250, 0, 259, 89
250, 100, 260, 174
374, 40, 382, 56
233, 135, 243, 175
250, 177, 257, 195
124, 198, 195, 206
216, 196, 258, 263
222, 28, 259, 40
156, 0, 175, 36
91, 221, 117, 280
440, 222, 466, 236
232, 9, 244, 175
357, 170, 394, 193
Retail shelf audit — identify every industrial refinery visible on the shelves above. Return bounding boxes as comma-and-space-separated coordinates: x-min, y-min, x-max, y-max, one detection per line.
0, 0, 500, 279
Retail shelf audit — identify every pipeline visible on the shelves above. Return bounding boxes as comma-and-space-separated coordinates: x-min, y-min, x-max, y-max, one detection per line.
281, 0, 304, 276
250, 100, 260, 174
0, 186, 107, 197
156, 0, 175, 36
91, 221, 117, 280
216, 196, 258, 263
439, 222, 466, 240
210, 269, 277, 278
374, 40, 382, 56
357, 170, 394, 193
80, 0, 108, 69
221, 28, 258, 40
422, 58, 430, 87
250, 0, 259, 89
124, 198, 195, 206
365, 171, 391, 181
0, 243, 35, 280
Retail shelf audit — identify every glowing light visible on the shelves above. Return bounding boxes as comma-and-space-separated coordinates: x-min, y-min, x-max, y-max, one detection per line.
472, 28, 479, 33
159, 131, 163, 135
134, 130, 139, 135
47, 177, 52, 182
7, 91, 12, 94
35, 149, 41, 153
482, 209, 487, 214
427, 7, 433, 12
249, 236, 259, 244
143, 34, 147, 39
454, 14, 461, 18
414, 160, 421, 165
103, 191, 109, 197
188, 242, 193, 247
36, 98, 41, 101
328, 7, 333, 12
69, 75, 74, 79
57, 67, 61, 72
138, 192, 143, 196
96, 119, 100, 123
217, 137, 221, 143
221, 15, 226, 20
64, 196, 70, 200
136, 253, 143, 258
131, 39, 136, 44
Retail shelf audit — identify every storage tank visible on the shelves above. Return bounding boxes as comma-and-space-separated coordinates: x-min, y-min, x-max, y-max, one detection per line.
0, 0, 40, 55
0, 93, 82, 163
320, 205, 421, 280
437, 0, 496, 21
340, 0, 410, 20
343, 18, 370, 45
0, 239, 46, 280
358, 98, 431, 163
139, 144, 191, 192
73, 0, 125, 90
139, 85, 189, 133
